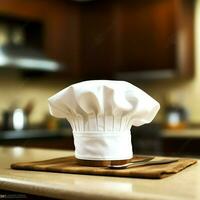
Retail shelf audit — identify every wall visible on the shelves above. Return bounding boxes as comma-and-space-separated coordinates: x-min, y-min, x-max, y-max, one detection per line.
0, 70, 69, 125
1, 0, 200, 126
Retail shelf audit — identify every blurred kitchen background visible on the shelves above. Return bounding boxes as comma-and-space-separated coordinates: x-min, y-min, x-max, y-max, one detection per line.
0, 0, 200, 158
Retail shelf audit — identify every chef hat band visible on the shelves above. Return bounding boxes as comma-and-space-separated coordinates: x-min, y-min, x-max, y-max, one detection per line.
73, 131, 132, 160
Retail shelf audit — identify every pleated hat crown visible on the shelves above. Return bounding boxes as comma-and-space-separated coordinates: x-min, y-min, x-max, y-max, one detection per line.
48, 80, 160, 161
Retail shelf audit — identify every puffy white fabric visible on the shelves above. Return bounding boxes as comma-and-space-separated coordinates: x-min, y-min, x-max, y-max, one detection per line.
48, 80, 160, 160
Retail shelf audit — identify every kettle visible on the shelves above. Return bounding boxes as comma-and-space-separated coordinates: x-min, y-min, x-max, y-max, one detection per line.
2, 101, 33, 131
2, 108, 28, 130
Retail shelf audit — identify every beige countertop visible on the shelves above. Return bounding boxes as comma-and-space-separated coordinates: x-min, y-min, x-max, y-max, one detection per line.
0, 147, 199, 200
162, 129, 200, 138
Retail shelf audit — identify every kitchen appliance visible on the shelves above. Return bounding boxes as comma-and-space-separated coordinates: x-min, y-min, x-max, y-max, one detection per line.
165, 104, 188, 129
0, 15, 62, 72
2, 101, 33, 131
2, 108, 28, 130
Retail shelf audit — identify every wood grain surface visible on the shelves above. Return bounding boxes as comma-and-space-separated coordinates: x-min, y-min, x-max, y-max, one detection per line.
11, 156, 197, 179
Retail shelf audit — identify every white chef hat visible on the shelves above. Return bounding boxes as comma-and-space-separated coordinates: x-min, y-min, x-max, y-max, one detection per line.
48, 80, 160, 161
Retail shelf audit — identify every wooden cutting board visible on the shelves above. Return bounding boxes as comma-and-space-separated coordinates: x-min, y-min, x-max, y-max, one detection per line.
11, 156, 197, 179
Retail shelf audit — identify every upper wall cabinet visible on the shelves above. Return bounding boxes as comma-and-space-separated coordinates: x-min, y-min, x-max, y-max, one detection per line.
0, 0, 194, 80
79, 0, 195, 80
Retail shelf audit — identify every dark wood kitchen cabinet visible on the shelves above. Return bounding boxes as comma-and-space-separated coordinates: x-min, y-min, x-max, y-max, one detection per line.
0, 0, 194, 79
0, 129, 75, 150
79, 2, 116, 79
78, 0, 195, 80
162, 137, 200, 157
